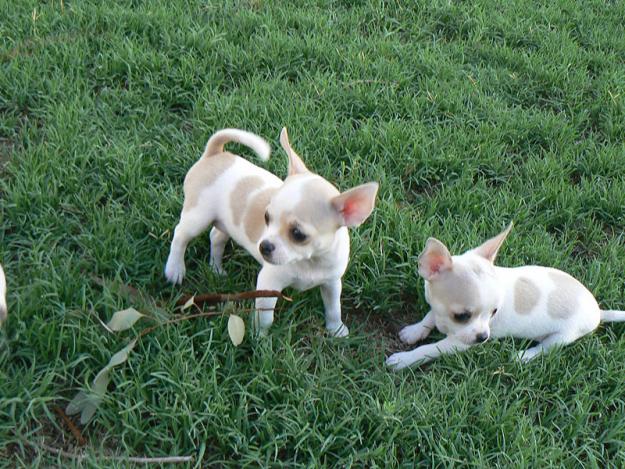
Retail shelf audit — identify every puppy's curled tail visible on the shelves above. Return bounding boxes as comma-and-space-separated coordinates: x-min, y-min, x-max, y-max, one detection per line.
600, 310, 625, 322
203, 129, 271, 161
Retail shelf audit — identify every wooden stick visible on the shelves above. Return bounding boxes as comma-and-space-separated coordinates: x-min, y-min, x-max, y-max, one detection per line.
53, 406, 86, 447
17, 436, 194, 464
176, 289, 290, 307
136, 306, 275, 340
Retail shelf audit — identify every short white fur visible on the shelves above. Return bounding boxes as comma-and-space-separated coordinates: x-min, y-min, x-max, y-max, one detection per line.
386, 223, 625, 370
165, 128, 379, 336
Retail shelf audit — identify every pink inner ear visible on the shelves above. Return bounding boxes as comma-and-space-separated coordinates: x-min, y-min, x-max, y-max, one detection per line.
429, 254, 448, 275
342, 199, 359, 219
421, 251, 452, 278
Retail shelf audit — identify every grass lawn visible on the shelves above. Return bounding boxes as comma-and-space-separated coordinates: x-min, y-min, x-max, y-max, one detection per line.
2, 0, 625, 466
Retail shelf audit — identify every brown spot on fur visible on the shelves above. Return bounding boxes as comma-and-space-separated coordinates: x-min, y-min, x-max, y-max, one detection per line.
547, 271, 582, 319
244, 187, 278, 243
514, 277, 540, 314
182, 152, 236, 210
230, 176, 264, 226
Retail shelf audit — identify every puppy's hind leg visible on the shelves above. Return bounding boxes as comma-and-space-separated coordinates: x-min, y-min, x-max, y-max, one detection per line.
165, 208, 213, 284
209, 227, 229, 276
517, 332, 580, 363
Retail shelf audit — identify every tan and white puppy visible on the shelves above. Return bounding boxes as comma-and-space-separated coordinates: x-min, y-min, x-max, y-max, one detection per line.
387, 223, 625, 370
165, 128, 379, 336
0, 263, 6, 326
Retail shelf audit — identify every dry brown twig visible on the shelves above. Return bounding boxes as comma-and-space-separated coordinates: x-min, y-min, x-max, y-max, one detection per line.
136, 305, 277, 340
53, 406, 86, 447
16, 434, 194, 464
90, 276, 290, 311
176, 289, 291, 308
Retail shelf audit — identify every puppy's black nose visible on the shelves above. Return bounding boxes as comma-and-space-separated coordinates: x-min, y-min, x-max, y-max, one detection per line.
259, 240, 275, 257
475, 332, 489, 343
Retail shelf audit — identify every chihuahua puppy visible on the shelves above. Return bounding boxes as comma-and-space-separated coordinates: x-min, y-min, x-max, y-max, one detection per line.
387, 223, 625, 370
0, 263, 6, 325
165, 128, 378, 336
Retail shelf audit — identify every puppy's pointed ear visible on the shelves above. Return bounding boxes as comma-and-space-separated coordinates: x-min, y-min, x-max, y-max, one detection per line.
280, 127, 309, 176
331, 182, 379, 227
418, 238, 453, 280
472, 222, 513, 264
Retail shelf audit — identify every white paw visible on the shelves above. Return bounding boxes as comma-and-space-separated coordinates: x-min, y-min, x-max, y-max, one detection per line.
398, 324, 430, 344
253, 312, 272, 336
327, 322, 349, 338
517, 349, 537, 363
385, 352, 414, 371
164, 257, 185, 284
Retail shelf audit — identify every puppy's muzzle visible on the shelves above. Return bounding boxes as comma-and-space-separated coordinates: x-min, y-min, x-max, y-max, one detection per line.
475, 332, 489, 343
259, 240, 275, 260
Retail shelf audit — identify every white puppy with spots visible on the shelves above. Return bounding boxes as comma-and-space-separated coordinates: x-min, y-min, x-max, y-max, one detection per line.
387, 223, 625, 370
165, 128, 378, 336
0, 263, 6, 326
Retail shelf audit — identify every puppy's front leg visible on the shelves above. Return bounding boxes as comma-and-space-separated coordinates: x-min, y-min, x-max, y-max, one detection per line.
398, 311, 435, 344
320, 279, 348, 337
254, 266, 288, 335
386, 337, 470, 370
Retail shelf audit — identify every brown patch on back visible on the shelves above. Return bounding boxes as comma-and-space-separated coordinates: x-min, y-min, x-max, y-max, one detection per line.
183, 152, 236, 210
547, 271, 582, 319
514, 277, 540, 314
230, 176, 264, 226
244, 187, 278, 243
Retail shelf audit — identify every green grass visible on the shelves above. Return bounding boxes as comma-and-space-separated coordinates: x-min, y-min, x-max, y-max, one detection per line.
1, 0, 625, 466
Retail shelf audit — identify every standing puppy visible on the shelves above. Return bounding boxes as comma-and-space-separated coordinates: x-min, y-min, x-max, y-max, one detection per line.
165, 128, 378, 336
0, 263, 6, 325
387, 223, 625, 370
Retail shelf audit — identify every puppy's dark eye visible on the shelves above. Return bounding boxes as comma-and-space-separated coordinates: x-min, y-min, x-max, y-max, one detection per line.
453, 311, 472, 323
492, 308, 498, 316
290, 226, 307, 243
264, 212, 271, 225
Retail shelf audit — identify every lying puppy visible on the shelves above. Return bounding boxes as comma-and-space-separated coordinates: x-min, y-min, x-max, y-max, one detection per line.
0, 263, 6, 325
165, 128, 378, 336
387, 223, 625, 369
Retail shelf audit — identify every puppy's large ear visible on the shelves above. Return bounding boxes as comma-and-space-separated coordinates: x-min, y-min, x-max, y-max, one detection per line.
331, 182, 379, 227
418, 238, 453, 280
472, 222, 513, 264
280, 127, 309, 176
